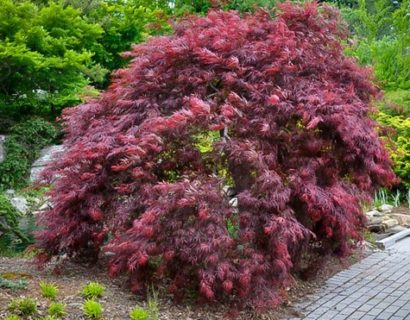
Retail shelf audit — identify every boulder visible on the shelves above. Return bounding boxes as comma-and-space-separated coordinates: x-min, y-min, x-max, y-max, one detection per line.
30, 145, 65, 182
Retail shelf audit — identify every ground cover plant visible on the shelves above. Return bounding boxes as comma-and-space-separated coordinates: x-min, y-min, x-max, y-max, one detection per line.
35, 2, 396, 310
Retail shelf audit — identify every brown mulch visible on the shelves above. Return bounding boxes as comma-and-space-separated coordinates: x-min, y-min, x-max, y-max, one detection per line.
0, 247, 371, 320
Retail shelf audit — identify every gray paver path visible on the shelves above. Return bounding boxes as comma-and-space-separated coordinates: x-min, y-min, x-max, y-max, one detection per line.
292, 237, 410, 320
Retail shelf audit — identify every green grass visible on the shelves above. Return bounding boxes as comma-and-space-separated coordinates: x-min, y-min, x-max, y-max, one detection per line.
40, 282, 58, 300
82, 282, 105, 299
82, 299, 103, 319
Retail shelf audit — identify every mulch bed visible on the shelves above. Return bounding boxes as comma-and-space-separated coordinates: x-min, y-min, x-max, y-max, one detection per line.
0, 246, 371, 320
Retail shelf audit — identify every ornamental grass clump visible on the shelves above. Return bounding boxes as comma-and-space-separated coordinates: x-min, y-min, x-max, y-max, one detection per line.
82, 282, 105, 299
35, 2, 396, 309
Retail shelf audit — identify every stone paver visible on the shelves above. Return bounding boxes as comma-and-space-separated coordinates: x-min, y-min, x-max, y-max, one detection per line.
294, 237, 410, 320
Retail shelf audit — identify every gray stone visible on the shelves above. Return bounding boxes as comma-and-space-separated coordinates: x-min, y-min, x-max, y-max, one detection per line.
0, 135, 5, 163
379, 204, 394, 213
30, 145, 65, 182
391, 213, 410, 227
383, 218, 399, 229
366, 210, 384, 218
8, 195, 29, 215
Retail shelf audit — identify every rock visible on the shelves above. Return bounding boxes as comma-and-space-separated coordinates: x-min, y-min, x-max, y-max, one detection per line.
229, 197, 238, 207
365, 210, 384, 226
9, 195, 29, 215
0, 135, 5, 163
30, 145, 65, 182
387, 225, 408, 233
366, 210, 384, 218
5, 189, 15, 197
382, 218, 399, 229
391, 213, 410, 227
222, 185, 236, 197
367, 217, 383, 226
379, 204, 394, 213
4, 189, 30, 215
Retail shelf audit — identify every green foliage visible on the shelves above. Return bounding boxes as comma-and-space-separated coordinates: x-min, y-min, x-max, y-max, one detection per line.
82, 0, 171, 78
0, 0, 171, 118
0, 118, 58, 190
82, 282, 105, 299
193, 130, 219, 154
0, 275, 28, 290
376, 112, 410, 188
40, 281, 58, 300
146, 287, 159, 320
384, 89, 410, 115
0, 0, 105, 116
8, 297, 37, 316
343, 0, 410, 90
129, 307, 149, 320
0, 193, 28, 255
226, 217, 239, 239
48, 301, 66, 318
82, 299, 103, 319
224, 0, 277, 12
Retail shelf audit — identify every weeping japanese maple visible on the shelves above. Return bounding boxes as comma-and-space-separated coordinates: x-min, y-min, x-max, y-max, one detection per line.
35, 2, 395, 309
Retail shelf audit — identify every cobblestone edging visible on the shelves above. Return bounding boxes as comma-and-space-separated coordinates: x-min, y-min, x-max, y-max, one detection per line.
291, 237, 410, 320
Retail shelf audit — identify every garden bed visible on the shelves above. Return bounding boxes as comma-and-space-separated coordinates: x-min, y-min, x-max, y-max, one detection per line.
0, 247, 370, 320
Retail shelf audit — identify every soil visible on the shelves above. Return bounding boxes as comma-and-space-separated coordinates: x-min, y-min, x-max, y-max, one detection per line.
0, 247, 371, 320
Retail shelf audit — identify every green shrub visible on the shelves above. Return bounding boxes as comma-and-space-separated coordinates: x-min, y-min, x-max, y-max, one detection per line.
129, 307, 149, 320
0, 118, 58, 190
0, 0, 103, 117
48, 301, 66, 318
0, 193, 28, 255
82, 299, 103, 319
343, 0, 410, 90
4, 315, 21, 320
7, 297, 37, 316
40, 282, 58, 300
376, 112, 410, 188
82, 282, 105, 299
384, 89, 410, 115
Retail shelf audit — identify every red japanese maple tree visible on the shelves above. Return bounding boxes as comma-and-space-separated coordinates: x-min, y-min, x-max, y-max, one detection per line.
35, 2, 395, 309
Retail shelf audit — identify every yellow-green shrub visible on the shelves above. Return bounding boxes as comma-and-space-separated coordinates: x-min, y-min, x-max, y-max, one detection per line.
376, 112, 410, 188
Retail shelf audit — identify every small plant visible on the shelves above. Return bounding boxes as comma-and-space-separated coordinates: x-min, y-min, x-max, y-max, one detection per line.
147, 287, 159, 320
40, 281, 58, 300
0, 275, 28, 290
82, 299, 103, 319
393, 190, 401, 207
82, 282, 105, 299
8, 297, 37, 316
407, 189, 410, 208
374, 188, 389, 207
129, 306, 149, 320
5, 315, 21, 320
48, 302, 66, 318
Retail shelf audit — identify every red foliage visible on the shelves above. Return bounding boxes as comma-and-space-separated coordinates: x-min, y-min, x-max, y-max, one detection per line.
35, 2, 395, 309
